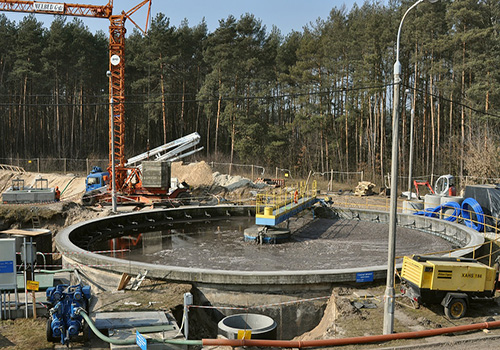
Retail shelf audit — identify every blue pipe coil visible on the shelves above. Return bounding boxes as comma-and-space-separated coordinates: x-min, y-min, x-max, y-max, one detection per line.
427, 206, 443, 218
413, 208, 434, 217
461, 198, 484, 232
440, 201, 461, 222
412, 208, 437, 217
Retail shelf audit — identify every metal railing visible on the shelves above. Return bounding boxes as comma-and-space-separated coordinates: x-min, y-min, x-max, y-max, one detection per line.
256, 181, 317, 216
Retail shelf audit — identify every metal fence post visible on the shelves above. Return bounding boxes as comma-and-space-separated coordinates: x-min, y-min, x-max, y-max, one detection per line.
489, 241, 493, 267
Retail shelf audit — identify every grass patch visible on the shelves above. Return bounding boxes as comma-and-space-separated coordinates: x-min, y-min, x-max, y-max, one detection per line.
0, 318, 53, 350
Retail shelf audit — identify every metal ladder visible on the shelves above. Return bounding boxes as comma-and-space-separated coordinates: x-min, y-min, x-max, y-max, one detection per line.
31, 207, 41, 228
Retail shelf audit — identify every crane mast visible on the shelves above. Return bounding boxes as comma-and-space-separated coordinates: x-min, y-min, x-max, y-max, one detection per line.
0, 0, 152, 191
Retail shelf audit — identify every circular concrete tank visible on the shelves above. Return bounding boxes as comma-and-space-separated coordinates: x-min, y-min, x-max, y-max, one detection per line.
55, 205, 484, 287
218, 313, 277, 339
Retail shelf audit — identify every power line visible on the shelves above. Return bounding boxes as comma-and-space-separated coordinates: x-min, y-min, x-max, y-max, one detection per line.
403, 83, 500, 120
0, 82, 391, 107
0, 82, 498, 121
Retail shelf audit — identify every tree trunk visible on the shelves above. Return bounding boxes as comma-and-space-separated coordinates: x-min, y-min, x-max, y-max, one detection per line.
215, 67, 222, 161
160, 58, 167, 144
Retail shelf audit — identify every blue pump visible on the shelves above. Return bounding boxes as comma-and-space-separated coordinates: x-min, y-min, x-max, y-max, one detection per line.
46, 284, 91, 345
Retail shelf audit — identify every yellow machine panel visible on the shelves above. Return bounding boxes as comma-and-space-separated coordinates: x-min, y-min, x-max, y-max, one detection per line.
401, 256, 496, 292
401, 256, 433, 288
429, 261, 491, 291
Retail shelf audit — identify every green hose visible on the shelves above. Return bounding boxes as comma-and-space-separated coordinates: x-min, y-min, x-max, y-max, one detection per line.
78, 309, 135, 345
38, 269, 74, 274
78, 309, 202, 346
61, 177, 76, 196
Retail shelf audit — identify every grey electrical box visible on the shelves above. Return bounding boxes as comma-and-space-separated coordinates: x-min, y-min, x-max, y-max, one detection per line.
142, 161, 171, 189
0, 239, 16, 290
21, 242, 37, 265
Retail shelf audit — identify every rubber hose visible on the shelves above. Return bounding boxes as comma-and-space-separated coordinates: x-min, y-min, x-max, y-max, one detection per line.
441, 201, 461, 222
426, 206, 441, 218
78, 310, 135, 345
78, 310, 202, 346
61, 177, 76, 195
38, 269, 74, 274
461, 198, 484, 232
413, 207, 436, 216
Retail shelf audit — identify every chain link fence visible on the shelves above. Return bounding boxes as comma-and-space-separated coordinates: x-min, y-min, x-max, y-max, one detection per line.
208, 162, 267, 181
0, 158, 108, 175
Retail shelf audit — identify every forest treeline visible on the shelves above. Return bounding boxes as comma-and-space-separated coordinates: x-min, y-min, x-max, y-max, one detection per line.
0, 0, 499, 183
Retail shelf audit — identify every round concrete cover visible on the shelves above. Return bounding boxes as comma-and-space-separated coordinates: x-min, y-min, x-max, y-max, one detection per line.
218, 313, 277, 339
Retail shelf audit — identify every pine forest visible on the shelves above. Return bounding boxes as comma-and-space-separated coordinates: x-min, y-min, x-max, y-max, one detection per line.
0, 0, 499, 185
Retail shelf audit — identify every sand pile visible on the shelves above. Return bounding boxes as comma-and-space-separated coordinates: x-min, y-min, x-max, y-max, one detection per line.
171, 161, 214, 187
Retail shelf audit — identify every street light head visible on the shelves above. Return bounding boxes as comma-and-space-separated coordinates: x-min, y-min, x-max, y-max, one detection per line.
426, 0, 439, 3
106, 70, 112, 78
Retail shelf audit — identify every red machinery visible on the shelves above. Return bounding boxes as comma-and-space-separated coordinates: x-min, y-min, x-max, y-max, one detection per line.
414, 174, 456, 199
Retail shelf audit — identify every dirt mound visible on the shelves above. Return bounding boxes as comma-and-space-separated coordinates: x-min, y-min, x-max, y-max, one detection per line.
171, 161, 214, 187
294, 288, 364, 341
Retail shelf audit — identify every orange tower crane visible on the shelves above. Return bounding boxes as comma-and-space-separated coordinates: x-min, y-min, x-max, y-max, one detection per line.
0, 0, 152, 190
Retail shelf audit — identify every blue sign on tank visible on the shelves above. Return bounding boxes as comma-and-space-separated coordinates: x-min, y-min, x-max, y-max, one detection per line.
356, 271, 374, 283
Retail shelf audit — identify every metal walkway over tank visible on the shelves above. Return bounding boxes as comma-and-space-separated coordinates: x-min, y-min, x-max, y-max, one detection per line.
255, 182, 318, 226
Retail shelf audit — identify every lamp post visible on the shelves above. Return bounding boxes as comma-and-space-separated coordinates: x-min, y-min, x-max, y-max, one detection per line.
383, 0, 438, 335
406, 89, 415, 200
107, 70, 117, 213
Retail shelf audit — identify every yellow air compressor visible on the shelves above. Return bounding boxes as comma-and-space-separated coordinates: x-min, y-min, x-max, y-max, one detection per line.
400, 255, 498, 319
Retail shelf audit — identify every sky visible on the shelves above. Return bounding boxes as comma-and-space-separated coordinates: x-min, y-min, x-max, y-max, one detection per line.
0, 0, 369, 35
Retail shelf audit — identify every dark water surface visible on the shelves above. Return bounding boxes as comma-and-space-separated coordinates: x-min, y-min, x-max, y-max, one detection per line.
91, 216, 455, 271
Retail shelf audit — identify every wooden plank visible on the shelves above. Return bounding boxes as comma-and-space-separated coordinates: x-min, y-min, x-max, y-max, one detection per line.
0, 229, 50, 237
117, 273, 132, 291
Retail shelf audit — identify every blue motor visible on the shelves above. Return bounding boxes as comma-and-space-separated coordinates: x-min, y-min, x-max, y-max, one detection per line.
46, 284, 91, 345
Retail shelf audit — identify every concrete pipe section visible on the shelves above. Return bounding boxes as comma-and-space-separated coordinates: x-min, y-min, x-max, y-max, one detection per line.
55, 204, 485, 289
218, 313, 277, 339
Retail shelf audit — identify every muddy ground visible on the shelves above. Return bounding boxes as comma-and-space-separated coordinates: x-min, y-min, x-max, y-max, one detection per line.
1, 168, 500, 349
